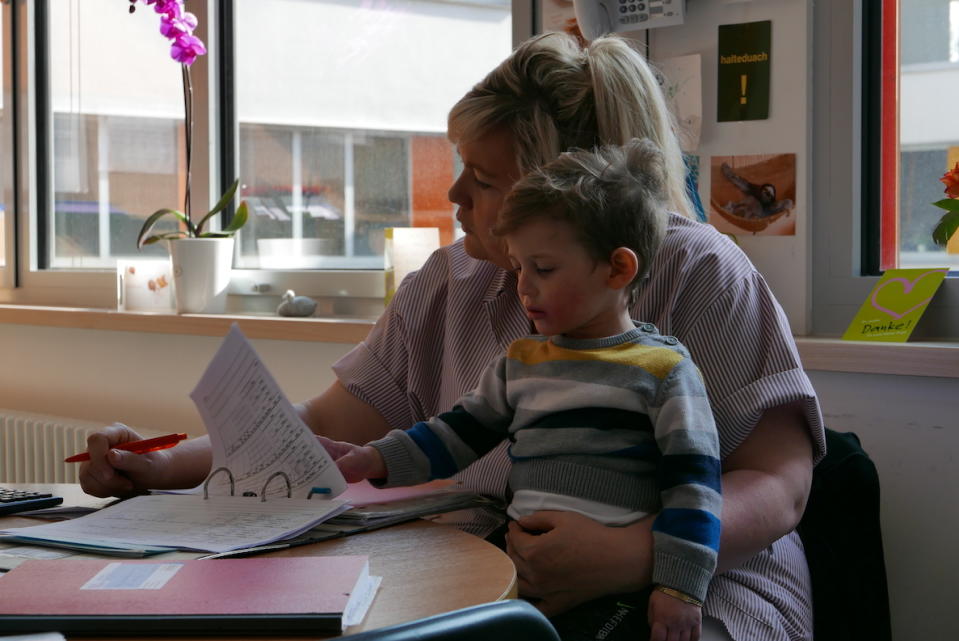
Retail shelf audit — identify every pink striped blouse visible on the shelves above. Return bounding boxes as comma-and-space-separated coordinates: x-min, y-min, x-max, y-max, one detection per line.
334, 213, 825, 641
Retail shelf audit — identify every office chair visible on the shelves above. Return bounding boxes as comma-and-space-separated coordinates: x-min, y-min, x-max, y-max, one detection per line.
341, 599, 560, 641
796, 429, 892, 641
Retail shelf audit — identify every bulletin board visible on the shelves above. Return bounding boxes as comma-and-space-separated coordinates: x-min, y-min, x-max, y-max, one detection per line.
643, 0, 813, 334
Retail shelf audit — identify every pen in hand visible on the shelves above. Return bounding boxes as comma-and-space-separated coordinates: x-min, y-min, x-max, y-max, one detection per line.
64, 433, 188, 463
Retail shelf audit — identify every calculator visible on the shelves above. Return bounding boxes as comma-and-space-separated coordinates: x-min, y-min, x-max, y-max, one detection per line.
0, 488, 64, 515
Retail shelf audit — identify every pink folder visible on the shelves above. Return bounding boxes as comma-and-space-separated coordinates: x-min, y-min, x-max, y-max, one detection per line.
0, 556, 373, 635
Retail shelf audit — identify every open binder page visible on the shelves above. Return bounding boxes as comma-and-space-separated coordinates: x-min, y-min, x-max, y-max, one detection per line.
0, 494, 348, 554
191, 324, 347, 499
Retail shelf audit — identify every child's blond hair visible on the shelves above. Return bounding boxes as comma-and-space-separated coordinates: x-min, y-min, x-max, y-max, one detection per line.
496, 138, 668, 307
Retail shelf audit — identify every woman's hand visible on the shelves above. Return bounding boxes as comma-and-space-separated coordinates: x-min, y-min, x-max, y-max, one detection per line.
78, 423, 169, 497
316, 436, 386, 483
79, 424, 212, 498
505, 510, 655, 617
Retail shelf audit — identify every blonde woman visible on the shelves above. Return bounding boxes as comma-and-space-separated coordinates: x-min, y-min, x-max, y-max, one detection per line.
82, 33, 824, 641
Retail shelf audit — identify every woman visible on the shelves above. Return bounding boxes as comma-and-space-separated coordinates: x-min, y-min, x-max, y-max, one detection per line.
81, 33, 824, 641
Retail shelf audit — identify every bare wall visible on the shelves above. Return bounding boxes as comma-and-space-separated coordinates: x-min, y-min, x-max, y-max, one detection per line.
0, 324, 352, 435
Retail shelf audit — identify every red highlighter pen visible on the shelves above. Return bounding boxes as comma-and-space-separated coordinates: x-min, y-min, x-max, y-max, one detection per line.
64, 433, 188, 463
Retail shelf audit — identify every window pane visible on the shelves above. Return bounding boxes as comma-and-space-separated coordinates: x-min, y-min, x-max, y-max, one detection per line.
46, 0, 185, 269
234, 0, 512, 269
897, 0, 959, 269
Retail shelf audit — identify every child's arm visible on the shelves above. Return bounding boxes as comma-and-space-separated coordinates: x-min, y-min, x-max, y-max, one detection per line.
320, 354, 514, 488
648, 587, 702, 641
648, 357, 723, 606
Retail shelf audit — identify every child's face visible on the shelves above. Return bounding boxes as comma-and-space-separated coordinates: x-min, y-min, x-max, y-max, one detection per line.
505, 218, 633, 339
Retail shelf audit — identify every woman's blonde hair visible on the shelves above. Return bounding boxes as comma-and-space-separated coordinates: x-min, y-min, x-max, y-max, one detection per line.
448, 32, 693, 220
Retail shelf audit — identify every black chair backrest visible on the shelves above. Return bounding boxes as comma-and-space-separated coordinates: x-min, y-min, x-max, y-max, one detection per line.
797, 429, 892, 641
341, 600, 560, 641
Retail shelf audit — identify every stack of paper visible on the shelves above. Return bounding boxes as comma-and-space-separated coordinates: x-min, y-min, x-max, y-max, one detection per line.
0, 494, 348, 555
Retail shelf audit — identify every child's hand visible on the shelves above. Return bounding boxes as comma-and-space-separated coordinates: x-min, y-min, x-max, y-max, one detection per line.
648, 587, 702, 641
315, 436, 387, 483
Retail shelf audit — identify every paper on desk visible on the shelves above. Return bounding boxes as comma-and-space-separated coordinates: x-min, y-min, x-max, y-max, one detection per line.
0, 494, 349, 554
191, 324, 347, 500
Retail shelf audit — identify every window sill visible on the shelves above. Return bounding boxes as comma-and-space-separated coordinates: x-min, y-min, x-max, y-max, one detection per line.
2, 307, 955, 377
796, 337, 959, 379
0, 304, 374, 344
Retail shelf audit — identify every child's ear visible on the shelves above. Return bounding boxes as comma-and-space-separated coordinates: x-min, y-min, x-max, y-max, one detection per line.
607, 247, 639, 290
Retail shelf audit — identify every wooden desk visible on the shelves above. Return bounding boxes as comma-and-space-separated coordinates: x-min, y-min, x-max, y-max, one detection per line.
0, 484, 517, 639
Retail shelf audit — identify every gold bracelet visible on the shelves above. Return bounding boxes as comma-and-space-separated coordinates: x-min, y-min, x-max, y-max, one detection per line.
654, 585, 704, 607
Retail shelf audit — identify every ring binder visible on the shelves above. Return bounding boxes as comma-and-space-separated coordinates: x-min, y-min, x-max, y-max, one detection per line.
203, 467, 295, 501
260, 471, 292, 501
203, 466, 235, 499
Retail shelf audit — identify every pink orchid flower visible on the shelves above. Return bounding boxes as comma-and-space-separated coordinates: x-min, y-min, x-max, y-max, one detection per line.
160, 11, 198, 40
170, 34, 207, 66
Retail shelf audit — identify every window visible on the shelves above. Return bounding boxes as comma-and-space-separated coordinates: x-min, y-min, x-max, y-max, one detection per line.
813, 0, 959, 338
889, 0, 959, 270
46, 0, 184, 269
232, 0, 511, 270
0, 0, 520, 310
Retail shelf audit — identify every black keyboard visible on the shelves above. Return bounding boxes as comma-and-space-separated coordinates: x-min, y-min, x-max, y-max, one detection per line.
0, 488, 64, 515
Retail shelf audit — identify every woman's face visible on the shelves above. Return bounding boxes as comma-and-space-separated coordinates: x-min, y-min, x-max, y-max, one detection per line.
448, 127, 521, 270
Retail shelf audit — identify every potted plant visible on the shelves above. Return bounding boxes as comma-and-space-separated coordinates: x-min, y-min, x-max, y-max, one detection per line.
932, 162, 959, 250
131, 0, 248, 314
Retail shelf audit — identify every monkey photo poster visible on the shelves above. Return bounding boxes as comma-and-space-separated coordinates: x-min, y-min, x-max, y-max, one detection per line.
717, 20, 771, 121
709, 153, 796, 236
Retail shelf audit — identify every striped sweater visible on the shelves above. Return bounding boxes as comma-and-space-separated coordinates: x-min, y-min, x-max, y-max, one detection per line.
369, 323, 721, 602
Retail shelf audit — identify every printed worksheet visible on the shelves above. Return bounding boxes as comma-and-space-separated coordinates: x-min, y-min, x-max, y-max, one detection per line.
191, 324, 347, 499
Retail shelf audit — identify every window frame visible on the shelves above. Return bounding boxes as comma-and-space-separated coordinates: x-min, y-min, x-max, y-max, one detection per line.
812, 0, 959, 340
0, 0, 532, 312
0, 0, 16, 290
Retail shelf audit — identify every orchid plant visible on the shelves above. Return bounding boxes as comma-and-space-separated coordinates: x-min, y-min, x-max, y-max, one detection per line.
131, 0, 248, 249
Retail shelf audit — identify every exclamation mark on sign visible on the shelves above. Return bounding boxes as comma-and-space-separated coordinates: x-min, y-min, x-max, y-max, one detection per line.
740, 75, 748, 104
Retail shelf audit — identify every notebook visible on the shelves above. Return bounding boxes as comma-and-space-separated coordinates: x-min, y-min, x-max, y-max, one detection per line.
0, 556, 379, 635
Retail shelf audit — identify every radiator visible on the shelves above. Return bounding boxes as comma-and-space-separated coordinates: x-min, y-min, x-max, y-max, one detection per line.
0, 410, 162, 483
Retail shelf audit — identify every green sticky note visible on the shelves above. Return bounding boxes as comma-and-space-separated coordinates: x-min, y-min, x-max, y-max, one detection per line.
842, 268, 949, 342
717, 20, 771, 122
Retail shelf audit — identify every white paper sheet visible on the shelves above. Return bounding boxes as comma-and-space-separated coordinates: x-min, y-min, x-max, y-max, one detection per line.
191, 324, 347, 499
654, 54, 703, 152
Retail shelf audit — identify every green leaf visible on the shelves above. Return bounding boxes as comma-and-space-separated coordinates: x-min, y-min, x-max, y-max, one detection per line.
932, 209, 959, 247
194, 178, 240, 235
223, 200, 249, 233
136, 208, 192, 249
140, 231, 188, 246
932, 198, 959, 212
197, 231, 233, 238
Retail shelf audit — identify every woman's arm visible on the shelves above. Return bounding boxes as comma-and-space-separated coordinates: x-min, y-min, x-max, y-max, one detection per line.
297, 381, 393, 443
713, 400, 813, 572
506, 401, 814, 616
80, 381, 393, 498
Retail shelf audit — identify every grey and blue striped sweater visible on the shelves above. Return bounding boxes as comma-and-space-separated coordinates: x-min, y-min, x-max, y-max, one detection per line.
369, 323, 721, 601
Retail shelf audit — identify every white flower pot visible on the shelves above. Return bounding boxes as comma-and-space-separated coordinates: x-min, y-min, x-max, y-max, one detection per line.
168, 237, 234, 314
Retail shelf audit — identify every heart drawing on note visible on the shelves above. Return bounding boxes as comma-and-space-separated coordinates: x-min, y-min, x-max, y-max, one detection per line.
870, 269, 948, 319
